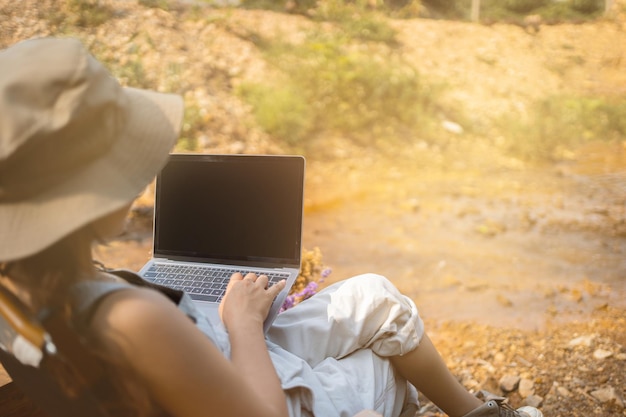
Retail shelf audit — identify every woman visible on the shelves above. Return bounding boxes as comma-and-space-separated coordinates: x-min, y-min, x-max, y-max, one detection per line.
0, 37, 543, 417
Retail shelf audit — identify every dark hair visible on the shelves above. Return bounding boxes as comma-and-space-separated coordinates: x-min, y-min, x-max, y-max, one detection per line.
2, 226, 96, 309
1, 226, 154, 417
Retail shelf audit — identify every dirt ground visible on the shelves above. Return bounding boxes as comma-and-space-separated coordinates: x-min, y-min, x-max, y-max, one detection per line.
302, 142, 625, 324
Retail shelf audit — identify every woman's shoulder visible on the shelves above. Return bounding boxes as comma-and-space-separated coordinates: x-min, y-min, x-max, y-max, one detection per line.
89, 284, 184, 343
88, 284, 205, 374
76, 270, 199, 357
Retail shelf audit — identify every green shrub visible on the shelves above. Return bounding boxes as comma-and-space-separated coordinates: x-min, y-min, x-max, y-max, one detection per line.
176, 102, 205, 152
313, 0, 398, 44
503, 95, 626, 162
568, 0, 603, 13
387, 0, 424, 19
116, 59, 150, 88
237, 31, 444, 146
43, 0, 115, 29
533, 2, 590, 21
420, 0, 450, 8
421, 0, 468, 18
420, 0, 601, 21
479, 0, 520, 20
138, 0, 172, 10
66, 0, 114, 27
242, 0, 315, 12
479, 0, 602, 22
237, 83, 313, 144
503, 0, 548, 13
244, 0, 421, 18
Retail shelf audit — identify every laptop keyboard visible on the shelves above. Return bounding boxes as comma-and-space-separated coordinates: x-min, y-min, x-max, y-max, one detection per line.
142, 263, 290, 303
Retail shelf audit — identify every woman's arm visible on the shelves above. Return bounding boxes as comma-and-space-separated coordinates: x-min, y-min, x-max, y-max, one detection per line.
219, 273, 288, 416
92, 281, 288, 417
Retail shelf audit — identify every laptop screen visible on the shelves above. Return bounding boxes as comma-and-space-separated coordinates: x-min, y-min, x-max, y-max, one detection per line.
153, 154, 305, 267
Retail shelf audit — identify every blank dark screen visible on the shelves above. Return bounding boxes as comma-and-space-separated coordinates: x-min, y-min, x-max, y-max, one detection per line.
154, 155, 304, 265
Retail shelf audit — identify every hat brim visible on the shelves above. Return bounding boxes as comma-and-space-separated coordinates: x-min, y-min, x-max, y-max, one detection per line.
0, 87, 183, 261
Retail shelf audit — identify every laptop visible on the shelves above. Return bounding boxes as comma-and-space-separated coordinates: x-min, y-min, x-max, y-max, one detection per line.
138, 153, 305, 333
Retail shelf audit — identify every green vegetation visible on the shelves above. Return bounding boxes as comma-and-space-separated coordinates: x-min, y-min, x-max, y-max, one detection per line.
242, 0, 424, 20
309, 0, 399, 43
240, 0, 291, 12
503, 0, 548, 13
421, 0, 468, 18
176, 101, 204, 152
238, 82, 313, 145
138, 0, 172, 10
422, 0, 604, 21
501, 95, 626, 162
44, 0, 115, 28
482, 0, 603, 23
237, 30, 446, 146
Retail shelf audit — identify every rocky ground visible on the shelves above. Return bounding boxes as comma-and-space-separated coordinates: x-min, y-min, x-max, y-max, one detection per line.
418, 306, 626, 416
1, 0, 626, 416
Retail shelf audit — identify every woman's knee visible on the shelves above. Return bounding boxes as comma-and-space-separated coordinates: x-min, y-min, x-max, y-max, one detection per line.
339, 273, 407, 303
327, 274, 424, 354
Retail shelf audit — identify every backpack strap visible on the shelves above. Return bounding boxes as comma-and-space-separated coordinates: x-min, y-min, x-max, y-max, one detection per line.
70, 269, 197, 326
107, 269, 186, 306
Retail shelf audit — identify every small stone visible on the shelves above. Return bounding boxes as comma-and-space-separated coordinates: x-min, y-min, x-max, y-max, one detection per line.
442, 120, 464, 134
480, 376, 500, 395
569, 288, 583, 303
499, 374, 521, 393
229, 141, 246, 154
590, 386, 625, 408
519, 378, 535, 398
568, 334, 595, 347
546, 381, 561, 399
493, 352, 506, 364
524, 394, 544, 408
497, 294, 513, 307
556, 386, 572, 398
593, 349, 613, 359
442, 275, 461, 288
463, 378, 480, 390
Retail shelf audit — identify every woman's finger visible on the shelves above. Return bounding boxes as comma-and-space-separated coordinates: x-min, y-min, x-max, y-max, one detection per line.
243, 272, 257, 281
229, 272, 244, 282
267, 279, 286, 298
256, 274, 269, 288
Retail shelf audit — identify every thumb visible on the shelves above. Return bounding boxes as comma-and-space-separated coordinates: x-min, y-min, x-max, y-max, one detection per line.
268, 279, 287, 298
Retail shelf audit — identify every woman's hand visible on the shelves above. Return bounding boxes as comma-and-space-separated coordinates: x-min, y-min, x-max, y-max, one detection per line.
219, 272, 286, 330
218, 273, 290, 417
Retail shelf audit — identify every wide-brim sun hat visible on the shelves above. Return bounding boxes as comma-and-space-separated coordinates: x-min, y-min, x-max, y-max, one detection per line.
0, 37, 184, 262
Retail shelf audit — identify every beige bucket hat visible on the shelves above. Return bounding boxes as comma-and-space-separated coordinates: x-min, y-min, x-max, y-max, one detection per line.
0, 37, 184, 261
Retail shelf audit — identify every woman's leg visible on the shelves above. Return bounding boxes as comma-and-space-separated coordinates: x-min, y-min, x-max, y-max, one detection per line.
390, 334, 482, 417
268, 274, 421, 417
270, 274, 539, 417
269, 274, 480, 414
268, 274, 424, 366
